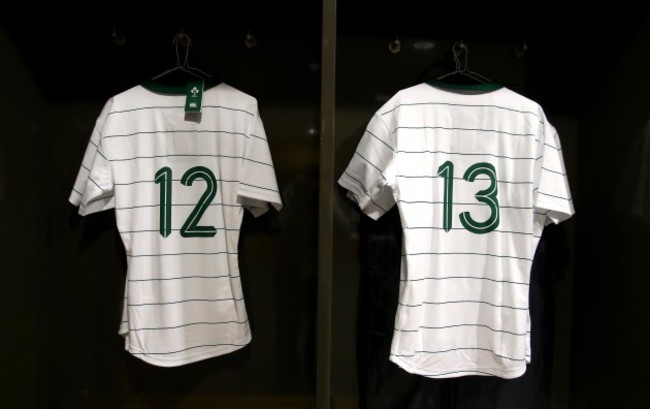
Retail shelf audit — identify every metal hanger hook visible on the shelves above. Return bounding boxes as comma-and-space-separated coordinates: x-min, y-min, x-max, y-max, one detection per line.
452, 40, 469, 71
173, 32, 193, 68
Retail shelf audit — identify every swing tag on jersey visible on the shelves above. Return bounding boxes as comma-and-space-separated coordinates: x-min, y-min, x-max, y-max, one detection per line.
185, 80, 204, 113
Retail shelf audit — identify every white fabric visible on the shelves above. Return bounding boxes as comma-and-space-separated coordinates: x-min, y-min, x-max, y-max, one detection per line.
338, 83, 574, 378
69, 83, 282, 367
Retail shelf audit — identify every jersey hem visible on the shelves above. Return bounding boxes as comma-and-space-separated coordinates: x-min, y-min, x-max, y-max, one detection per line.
389, 355, 527, 379
126, 334, 252, 368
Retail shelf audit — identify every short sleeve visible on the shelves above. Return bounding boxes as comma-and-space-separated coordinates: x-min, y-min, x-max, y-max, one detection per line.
68, 100, 115, 216
338, 112, 396, 220
237, 107, 283, 217
534, 120, 575, 224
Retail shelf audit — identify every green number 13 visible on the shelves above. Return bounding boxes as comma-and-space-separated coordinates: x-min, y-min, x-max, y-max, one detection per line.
154, 166, 218, 238
437, 161, 500, 234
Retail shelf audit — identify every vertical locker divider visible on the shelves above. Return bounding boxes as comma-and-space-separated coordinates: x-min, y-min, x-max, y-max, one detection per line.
318, 0, 337, 408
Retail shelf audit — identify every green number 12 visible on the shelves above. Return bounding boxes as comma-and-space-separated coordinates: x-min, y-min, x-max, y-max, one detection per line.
154, 166, 218, 238
437, 161, 500, 234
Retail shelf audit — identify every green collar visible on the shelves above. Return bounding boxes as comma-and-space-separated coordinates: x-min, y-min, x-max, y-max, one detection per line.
141, 79, 221, 94
426, 80, 503, 93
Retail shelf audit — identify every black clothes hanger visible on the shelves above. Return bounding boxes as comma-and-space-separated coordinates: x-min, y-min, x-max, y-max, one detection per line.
143, 31, 220, 93
437, 41, 491, 83
424, 41, 501, 92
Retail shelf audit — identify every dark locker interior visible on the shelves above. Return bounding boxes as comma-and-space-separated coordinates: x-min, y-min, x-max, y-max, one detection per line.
2, 2, 650, 409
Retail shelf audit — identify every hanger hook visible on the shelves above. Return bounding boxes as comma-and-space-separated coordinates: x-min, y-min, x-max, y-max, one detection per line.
451, 40, 470, 72
173, 32, 193, 68
451, 41, 462, 71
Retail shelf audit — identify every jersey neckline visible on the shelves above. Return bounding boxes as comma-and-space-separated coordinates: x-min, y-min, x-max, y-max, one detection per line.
140, 79, 222, 95
425, 80, 504, 94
